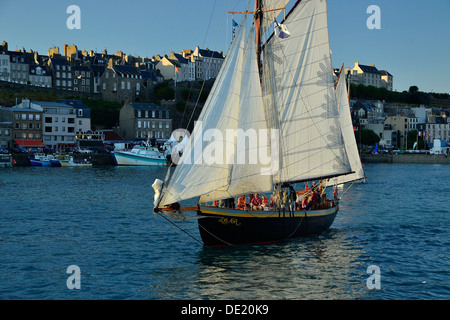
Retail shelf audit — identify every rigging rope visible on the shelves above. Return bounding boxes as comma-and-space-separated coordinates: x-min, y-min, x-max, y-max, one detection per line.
156, 212, 203, 246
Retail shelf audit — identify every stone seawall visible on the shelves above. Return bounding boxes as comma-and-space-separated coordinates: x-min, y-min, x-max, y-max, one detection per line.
361, 153, 450, 164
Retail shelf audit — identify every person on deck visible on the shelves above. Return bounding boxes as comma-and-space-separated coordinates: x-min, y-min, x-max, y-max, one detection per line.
237, 195, 247, 210
251, 193, 263, 211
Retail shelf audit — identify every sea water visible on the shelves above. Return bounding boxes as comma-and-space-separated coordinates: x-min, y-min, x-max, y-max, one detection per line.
0, 163, 448, 300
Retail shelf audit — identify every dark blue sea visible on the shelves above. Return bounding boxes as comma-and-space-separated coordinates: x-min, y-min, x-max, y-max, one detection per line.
0, 163, 448, 300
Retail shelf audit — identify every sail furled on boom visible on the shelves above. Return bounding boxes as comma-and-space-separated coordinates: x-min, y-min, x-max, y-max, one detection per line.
159, 17, 273, 207
262, 0, 352, 184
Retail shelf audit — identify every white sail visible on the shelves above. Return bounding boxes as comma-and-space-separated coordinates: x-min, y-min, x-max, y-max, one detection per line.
159, 18, 273, 207
157, 0, 353, 208
263, 0, 351, 184
331, 70, 365, 185
261, 0, 291, 33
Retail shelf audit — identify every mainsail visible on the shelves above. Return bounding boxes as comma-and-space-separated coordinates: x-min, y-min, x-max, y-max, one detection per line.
157, 0, 352, 208
262, 0, 351, 185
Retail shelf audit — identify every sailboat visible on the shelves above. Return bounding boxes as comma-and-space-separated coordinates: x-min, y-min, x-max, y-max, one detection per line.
153, 0, 354, 246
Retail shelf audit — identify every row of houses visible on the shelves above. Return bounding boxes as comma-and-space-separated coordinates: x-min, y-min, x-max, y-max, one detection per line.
334, 62, 394, 91
0, 41, 225, 103
352, 100, 449, 149
0, 99, 172, 151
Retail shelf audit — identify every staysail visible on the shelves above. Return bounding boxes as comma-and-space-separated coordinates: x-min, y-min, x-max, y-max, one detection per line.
331, 67, 365, 185
157, 0, 352, 208
159, 16, 273, 207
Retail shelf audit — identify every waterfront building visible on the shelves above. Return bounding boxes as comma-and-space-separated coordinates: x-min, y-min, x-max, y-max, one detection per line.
426, 115, 449, 144
32, 100, 77, 151
2, 99, 45, 149
384, 116, 409, 149
0, 106, 13, 149
119, 101, 172, 141
56, 99, 91, 134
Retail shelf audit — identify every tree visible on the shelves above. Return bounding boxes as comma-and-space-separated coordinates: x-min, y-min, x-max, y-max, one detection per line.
354, 129, 380, 146
408, 85, 419, 95
155, 82, 174, 100
407, 130, 426, 150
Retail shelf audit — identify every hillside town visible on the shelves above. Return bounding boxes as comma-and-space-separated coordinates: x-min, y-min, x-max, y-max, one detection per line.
0, 40, 449, 156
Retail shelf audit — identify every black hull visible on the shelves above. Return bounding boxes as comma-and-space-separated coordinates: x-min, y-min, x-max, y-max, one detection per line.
197, 206, 338, 247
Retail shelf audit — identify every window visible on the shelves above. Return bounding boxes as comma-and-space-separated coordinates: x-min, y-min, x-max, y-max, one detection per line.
22, 114, 26, 120
78, 109, 83, 117
137, 121, 142, 128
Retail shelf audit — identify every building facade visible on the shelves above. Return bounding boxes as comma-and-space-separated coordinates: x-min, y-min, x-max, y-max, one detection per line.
0, 107, 13, 148
29, 64, 52, 87
191, 46, 225, 81
7, 100, 45, 148
48, 57, 73, 90
119, 102, 172, 141
0, 52, 10, 81
33, 101, 77, 150
101, 59, 144, 103
56, 99, 91, 133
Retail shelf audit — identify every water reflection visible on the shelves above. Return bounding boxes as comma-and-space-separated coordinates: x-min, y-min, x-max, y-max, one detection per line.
168, 229, 371, 300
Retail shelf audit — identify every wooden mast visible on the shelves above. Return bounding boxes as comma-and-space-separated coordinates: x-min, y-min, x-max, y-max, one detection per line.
255, 0, 263, 73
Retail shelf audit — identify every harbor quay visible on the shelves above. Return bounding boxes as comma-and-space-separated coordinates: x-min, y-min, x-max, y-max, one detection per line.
10, 152, 116, 166
361, 152, 450, 164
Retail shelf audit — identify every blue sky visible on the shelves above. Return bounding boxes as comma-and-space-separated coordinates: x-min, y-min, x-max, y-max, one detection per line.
1, 0, 449, 94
